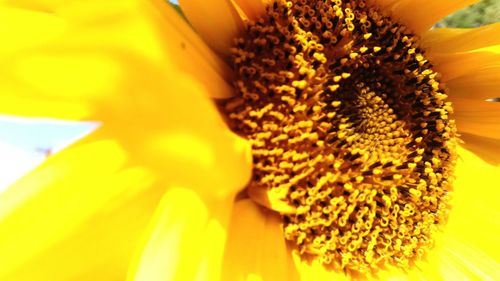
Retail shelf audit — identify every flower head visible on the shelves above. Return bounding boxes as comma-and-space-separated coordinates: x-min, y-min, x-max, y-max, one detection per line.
0, 0, 499, 280
221, 0, 458, 273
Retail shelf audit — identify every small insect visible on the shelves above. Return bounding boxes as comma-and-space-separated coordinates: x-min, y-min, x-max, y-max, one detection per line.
35, 147, 53, 158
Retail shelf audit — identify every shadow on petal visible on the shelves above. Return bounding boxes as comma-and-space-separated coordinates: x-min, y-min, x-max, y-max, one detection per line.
222, 199, 300, 281
460, 133, 500, 166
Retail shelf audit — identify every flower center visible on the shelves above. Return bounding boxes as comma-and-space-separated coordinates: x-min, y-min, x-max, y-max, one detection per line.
220, 0, 457, 273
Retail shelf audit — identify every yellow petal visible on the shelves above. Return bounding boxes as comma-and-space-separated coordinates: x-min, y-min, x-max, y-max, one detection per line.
0, 6, 66, 57
0, 94, 92, 120
147, 0, 235, 97
222, 199, 299, 281
452, 98, 500, 140
247, 178, 298, 214
127, 187, 234, 281
179, 0, 244, 57
0, 0, 233, 119
422, 23, 500, 54
438, 239, 500, 281
448, 80, 500, 104
98, 68, 253, 199
0, 0, 65, 11
0, 80, 253, 279
459, 133, 500, 165
232, 0, 266, 21
367, 0, 399, 10
444, 47, 500, 102
388, 0, 479, 35
0, 132, 158, 280
436, 146, 500, 279
409, 233, 498, 281
431, 49, 500, 83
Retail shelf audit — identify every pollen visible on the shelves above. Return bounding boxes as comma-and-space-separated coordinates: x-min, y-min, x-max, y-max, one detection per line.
221, 0, 457, 274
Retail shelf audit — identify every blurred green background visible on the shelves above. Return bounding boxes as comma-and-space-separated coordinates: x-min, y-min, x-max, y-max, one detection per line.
437, 0, 500, 27
169, 0, 500, 28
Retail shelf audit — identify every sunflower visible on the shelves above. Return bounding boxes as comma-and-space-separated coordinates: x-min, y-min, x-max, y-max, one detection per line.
0, 0, 499, 280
